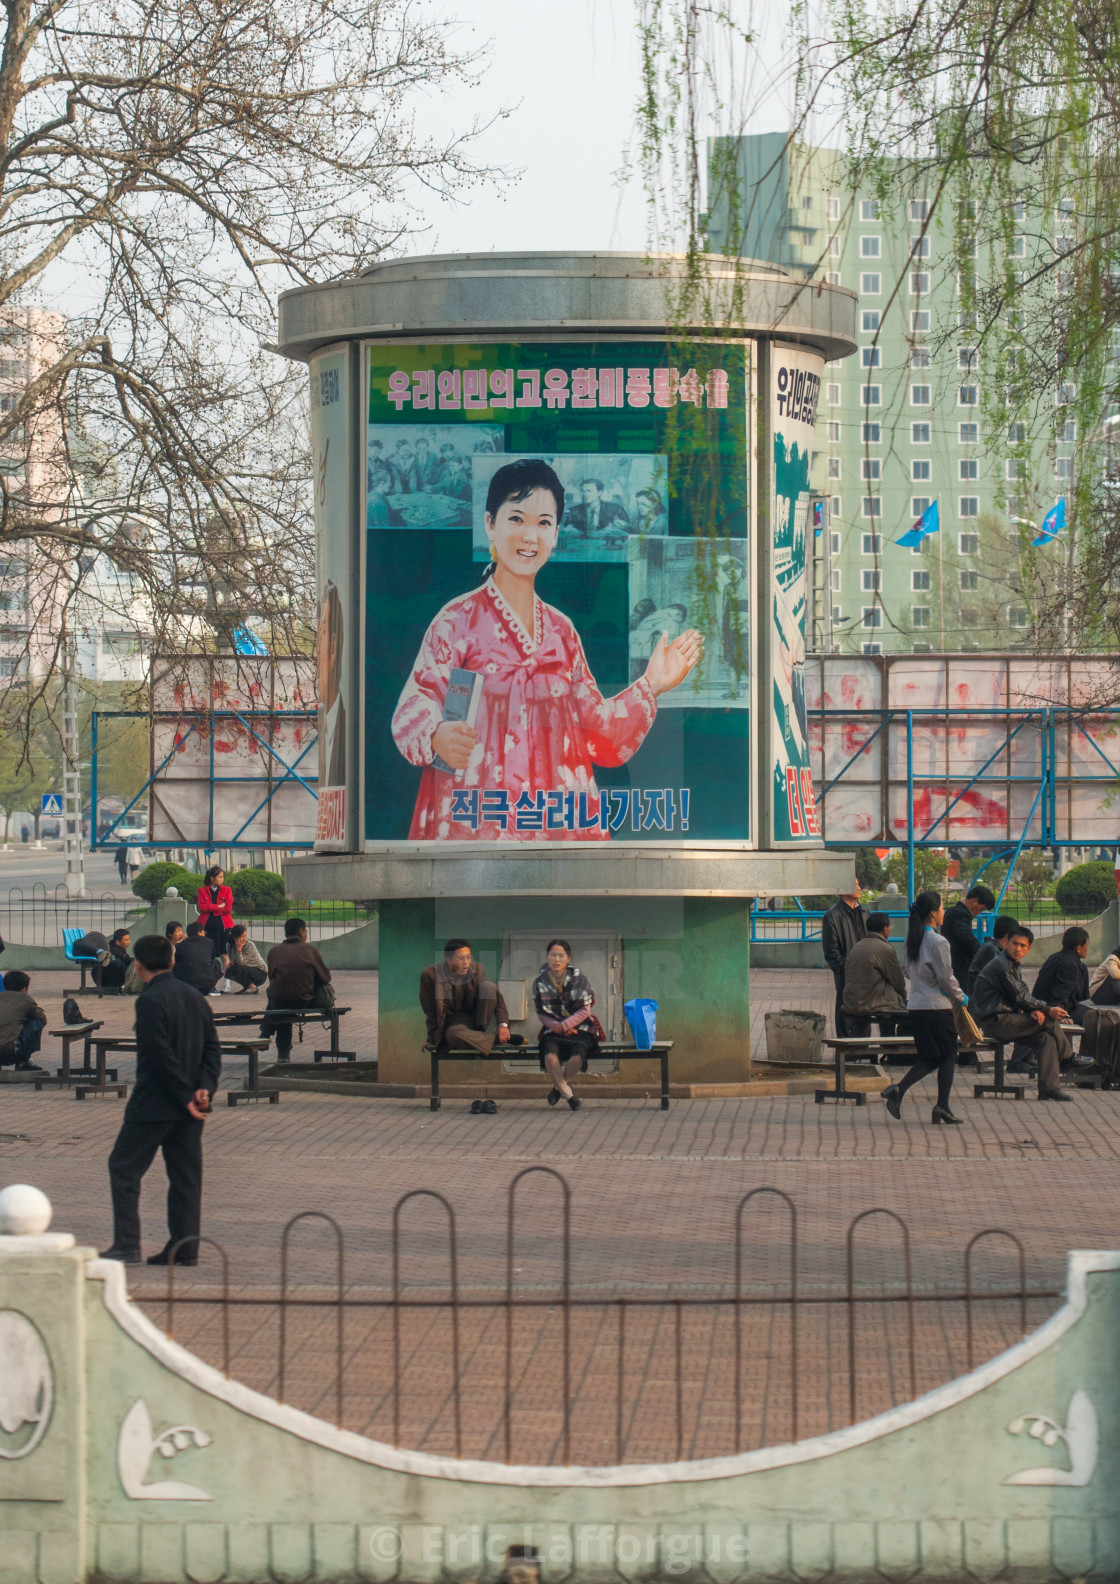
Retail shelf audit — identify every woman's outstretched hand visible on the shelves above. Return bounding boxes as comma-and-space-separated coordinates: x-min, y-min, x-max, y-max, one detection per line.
644, 630, 703, 697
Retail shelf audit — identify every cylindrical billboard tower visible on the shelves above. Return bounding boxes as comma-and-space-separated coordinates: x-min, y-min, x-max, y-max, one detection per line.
279, 251, 857, 1084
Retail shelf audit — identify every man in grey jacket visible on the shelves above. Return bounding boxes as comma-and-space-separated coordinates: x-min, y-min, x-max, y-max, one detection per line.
842, 913, 909, 1036
971, 923, 1074, 1100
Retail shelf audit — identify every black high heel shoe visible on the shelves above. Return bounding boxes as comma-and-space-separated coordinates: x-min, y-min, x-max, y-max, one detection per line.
881, 1085, 902, 1120
931, 1105, 963, 1125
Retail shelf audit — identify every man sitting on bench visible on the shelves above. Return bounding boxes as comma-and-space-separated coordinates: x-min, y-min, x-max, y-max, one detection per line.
971, 922, 1074, 1102
841, 912, 909, 1038
420, 939, 511, 1057
0, 970, 46, 1070
262, 917, 332, 1063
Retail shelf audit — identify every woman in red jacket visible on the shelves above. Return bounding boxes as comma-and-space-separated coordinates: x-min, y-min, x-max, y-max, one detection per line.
196, 865, 234, 959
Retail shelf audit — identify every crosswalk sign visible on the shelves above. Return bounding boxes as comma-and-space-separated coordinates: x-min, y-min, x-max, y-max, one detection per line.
41, 793, 63, 816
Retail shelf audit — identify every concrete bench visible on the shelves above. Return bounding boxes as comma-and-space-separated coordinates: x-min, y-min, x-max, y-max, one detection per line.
427, 1041, 675, 1112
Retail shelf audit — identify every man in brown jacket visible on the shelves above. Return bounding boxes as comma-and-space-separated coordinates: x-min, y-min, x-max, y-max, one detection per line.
420, 939, 511, 1055
0, 970, 46, 1069
261, 917, 332, 1062
841, 913, 909, 1037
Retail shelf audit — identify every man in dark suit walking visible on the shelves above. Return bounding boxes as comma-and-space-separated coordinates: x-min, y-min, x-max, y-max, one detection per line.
101, 935, 222, 1267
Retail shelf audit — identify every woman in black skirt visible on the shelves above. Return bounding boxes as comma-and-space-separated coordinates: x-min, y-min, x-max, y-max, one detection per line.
533, 939, 598, 1112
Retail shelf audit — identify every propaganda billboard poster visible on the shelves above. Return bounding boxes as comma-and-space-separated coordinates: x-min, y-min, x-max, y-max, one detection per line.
364, 341, 751, 844
770, 346, 823, 845
310, 347, 352, 851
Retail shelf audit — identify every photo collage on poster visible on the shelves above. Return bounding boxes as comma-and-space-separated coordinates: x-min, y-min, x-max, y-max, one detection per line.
364, 343, 752, 844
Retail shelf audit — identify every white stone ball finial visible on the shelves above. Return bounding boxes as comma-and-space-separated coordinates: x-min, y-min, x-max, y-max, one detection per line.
165, 885, 179, 898
0, 1184, 53, 1235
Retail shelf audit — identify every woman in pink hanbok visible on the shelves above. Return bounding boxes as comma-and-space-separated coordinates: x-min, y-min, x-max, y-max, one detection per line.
392, 458, 702, 842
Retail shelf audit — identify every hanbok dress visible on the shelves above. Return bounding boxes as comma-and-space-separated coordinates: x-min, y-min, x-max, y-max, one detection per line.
391, 580, 657, 841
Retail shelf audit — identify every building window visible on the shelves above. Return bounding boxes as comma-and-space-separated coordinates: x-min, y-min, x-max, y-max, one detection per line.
958, 347, 978, 370
861, 532, 883, 553
960, 532, 980, 553
861, 385, 881, 406
910, 235, 931, 258
861, 272, 881, 294
959, 496, 979, 517
1007, 496, 1024, 518
860, 423, 881, 444
911, 497, 931, 518
861, 458, 881, 480
827, 457, 842, 478
910, 310, 931, 334
910, 348, 932, 371
960, 570, 978, 590
910, 199, 930, 221
911, 422, 931, 444
826, 235, 840, 258
862, 496, 882, 517
1058, 420, 1076, 441
861, 346, 881, 367
1010, 236, 1026, 257
1057, 381, 1077, 404
826, 420, 841, 442
831, 569, 842, 590
862, 569, 881, 592
911, 384, 931, 405
958, 384, 979, 405
827, 271, 841, 285
960, 459, 979, 480
101, 631, 142, 655
1008, 606, 1028, 628
862, 607, 883, 628
861, 310, 881, 332
959, 422, 979, 444
827, 383, 842, 405
912, 459, 931, 481
1056, 457, 1073, 479
826, 196, 840, 219
860, 236, 881, 258
862, 642, 883, 654
860, 199, 880, 220
912, 606, 931, 627
910, 271, 931, 294
1005, 458, 1025, 480
912, 570, 931, 591
1011, 200, 1025, 220
831, 497, 842, 519
830, 531, 841, 553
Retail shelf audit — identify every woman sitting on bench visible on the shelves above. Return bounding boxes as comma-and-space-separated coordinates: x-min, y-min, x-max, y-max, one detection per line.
534, 939, 598, 1113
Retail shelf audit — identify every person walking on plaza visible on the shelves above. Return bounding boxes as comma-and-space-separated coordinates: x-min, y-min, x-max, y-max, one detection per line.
533, 938, 598, 1111
101, 934, 221, 1266
0, 970, 46, 1070
822, 883, 868, 1037
940, 884, 996, 985
125, 842, 145, 886
114, 841, 129, 885
971, 923, 1074, 1100
842, 912, 909, 1036
882, 890, 968, 1125
225, 924, 267, 993
419, 939, 511, 1057
262, 917, 332, 1062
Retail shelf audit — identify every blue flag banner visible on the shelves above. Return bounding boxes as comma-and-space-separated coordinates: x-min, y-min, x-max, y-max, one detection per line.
233, 624, 269, 656
1032, 497, 1066, 547
897, 498, 939, 548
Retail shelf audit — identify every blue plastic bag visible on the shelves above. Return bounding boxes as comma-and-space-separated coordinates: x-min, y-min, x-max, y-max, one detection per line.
624, 998, 658, 1050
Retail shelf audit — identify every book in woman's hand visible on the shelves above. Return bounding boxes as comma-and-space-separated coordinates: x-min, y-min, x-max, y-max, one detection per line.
432, 667, 483, 773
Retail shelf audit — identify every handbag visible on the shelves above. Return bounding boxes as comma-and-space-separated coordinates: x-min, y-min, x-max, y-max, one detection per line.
312, 977, 336, 1009
953, 1001, 983, 1047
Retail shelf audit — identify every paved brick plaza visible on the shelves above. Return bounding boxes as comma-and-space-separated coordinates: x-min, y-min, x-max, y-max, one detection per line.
1, 965, 1111, 1462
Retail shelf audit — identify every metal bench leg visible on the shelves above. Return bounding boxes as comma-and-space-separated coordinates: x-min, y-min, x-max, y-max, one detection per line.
660, 1051, 669, 1109
430, 1049, 441, 1111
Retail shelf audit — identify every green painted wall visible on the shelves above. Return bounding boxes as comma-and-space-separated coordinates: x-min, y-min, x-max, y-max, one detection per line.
377, 895, 751, 1085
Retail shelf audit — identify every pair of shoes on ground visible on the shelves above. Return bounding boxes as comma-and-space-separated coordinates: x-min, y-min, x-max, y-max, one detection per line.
881, 1086, 963, 1125
99, 1244, 198, 1267
469, 1098, 497, 1114
13, 1061, 42, 1072
547, 1088, 581, 1111
1039, 1088, 1073, 1102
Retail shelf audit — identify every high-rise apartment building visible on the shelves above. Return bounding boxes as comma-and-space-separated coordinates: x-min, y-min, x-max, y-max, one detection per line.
707, 133, 1080, 653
